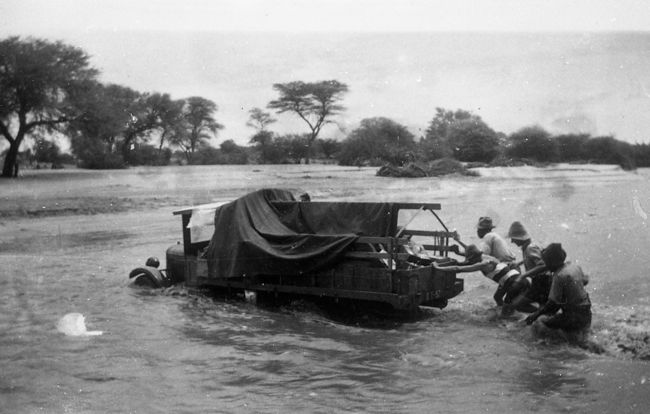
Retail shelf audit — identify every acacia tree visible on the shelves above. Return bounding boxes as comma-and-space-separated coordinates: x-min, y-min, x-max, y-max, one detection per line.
268, 80, 348, 164
246, 107, 276, 132
126, 92, 185, 162
0, 36, 98, 177
171, 97, 223, 164
247, 107, 276, 164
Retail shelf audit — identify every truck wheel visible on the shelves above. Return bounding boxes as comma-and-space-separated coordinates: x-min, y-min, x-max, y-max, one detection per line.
129, 266, 170, 288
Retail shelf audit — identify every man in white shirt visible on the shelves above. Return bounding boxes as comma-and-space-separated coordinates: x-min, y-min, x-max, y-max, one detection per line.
476, 216, 516, 263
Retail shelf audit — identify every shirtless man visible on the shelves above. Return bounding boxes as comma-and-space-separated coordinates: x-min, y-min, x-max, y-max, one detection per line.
525, 243, 592, 335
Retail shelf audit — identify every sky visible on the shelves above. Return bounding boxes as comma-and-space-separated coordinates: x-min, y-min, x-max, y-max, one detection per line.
3, 0, 650, 147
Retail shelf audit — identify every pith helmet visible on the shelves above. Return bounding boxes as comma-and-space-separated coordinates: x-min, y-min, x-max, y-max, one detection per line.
477, 216, 495, 230
508, 221, 530, 241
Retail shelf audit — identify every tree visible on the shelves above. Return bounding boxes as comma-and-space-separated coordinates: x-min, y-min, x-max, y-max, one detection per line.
33, 136, 62, 164
507, 125, 557, 162
632, 143, 650, 167
447, 118, 499, 163
249, 130, 274, 164
318, 138, 342, 160
171, 97, 223, 164
421, 108, 476, 160
583, 136, 635, 170
338, 117, 416, 166
66, 82, 140, 168
137, 93, 185, 159
219, 139, 248, 164
268, 80, 348, 164
246, 107, 276, 132
111, 92, 185, 165
555, 133, 590, 162
129, 143, 171, 166
425, 108, 475, 141
274, 134, 310, 164
0, 36, 98, 177
246, 107, 276, 164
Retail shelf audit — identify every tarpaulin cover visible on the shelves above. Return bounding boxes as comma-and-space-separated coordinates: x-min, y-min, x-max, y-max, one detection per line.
206, 189, 393, 278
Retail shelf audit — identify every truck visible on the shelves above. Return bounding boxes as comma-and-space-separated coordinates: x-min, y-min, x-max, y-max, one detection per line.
129, 189, 463, 314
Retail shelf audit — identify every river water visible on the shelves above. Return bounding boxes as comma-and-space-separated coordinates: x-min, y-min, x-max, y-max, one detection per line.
1, 165, 649, 413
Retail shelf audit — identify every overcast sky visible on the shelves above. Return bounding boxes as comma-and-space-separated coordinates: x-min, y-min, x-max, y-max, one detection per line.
3, 0, 650, 146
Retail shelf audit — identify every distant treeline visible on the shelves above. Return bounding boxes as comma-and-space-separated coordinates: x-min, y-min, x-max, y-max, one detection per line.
2, 37, 648, 177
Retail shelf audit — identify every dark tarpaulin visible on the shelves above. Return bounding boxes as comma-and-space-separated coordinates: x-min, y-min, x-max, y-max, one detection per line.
206, 189, 393, 278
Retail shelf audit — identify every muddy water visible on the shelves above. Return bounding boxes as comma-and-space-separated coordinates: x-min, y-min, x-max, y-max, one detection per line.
1, 165, 649, 413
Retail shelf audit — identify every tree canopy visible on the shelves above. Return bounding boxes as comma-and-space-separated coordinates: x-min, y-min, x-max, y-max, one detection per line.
0, 36, 98, 177
268, 80, 348, 163
421, 108, 482, 160
447, 118, 499, 163
171, 97, 223, 164
246, 107, 276, 132
507, 125, 557, 162
338, 117, 416, 166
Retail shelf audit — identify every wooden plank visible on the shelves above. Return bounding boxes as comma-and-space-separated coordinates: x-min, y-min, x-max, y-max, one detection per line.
403, 230, 454, 237
344, 251, 410, 260
173, 201, 228, 215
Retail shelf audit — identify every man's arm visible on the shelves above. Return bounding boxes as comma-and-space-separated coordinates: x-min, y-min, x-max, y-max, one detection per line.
525, 300, 560, 324
433, 262, 485, 273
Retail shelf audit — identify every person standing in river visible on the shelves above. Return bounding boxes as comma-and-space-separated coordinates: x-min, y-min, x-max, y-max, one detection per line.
525, 243, 592, 337
452, 216, 516, 263
502, 221, 552, 315
475, 216, 516, 263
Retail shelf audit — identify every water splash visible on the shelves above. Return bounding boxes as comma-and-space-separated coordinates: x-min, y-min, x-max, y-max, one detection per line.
589, 305, 650, 360
56, 312, 103, 337
632, 196, 647, 220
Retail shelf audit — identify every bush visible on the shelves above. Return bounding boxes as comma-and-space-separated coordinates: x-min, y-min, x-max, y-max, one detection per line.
375, 158, 478, 178
128, 144, 171, 166
71, 135, 126, 169
426, 158, 478, 176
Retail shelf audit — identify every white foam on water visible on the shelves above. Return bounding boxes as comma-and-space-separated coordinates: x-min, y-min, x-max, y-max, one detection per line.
633, 196, 647, 220
56, 312, 103, 337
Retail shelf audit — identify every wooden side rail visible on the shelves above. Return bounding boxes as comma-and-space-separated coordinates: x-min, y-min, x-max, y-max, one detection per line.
400, 230, 455, 257
401, 230, 453, 238
345, 236, 411, 268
